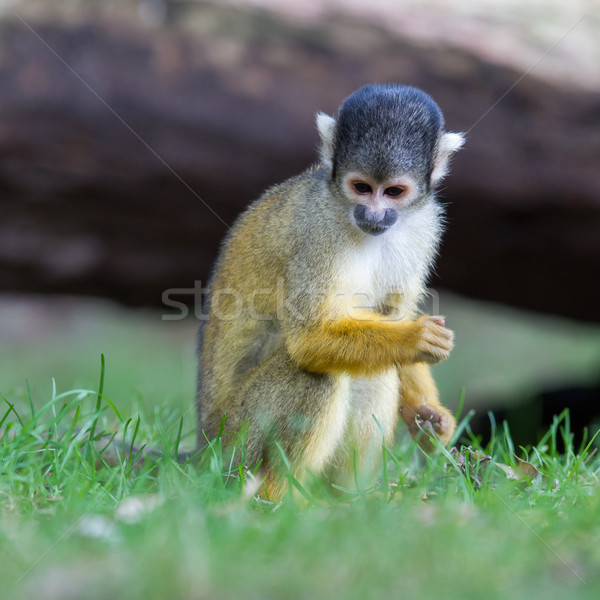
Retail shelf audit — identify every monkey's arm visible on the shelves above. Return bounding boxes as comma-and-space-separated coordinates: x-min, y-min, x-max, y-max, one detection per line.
398, 362, 456, 451
285, 310, 453, 377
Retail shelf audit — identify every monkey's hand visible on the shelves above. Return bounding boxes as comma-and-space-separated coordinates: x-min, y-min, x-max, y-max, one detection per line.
412, 316, 454, 364
400, 403, 456, 453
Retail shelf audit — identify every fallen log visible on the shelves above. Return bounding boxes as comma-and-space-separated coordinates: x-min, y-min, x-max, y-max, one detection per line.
0, 3, 598, 320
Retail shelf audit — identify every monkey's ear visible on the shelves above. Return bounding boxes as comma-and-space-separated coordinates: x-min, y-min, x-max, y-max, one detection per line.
316, 112, 337, 169
431, 132, 465, 185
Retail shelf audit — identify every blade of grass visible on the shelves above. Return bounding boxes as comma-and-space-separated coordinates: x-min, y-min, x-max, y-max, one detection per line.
86, 354, 106, 460
26, 379, 35, 419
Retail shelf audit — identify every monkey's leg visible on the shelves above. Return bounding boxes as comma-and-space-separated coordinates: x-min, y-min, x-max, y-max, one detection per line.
328, 369, 400, 490
238, 348, 350, 502
398, 363, 455, 452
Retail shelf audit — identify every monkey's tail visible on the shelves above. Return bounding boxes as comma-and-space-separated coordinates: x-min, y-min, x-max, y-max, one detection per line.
62, 426, 204, 468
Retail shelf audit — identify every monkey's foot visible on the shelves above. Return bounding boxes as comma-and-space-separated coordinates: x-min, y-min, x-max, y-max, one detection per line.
400, 404, 456, 452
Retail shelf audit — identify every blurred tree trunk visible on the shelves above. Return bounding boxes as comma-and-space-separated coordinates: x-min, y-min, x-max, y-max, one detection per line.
0, 3, 599, 320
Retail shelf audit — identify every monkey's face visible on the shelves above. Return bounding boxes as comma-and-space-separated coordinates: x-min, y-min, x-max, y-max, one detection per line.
342, 171, 419, 236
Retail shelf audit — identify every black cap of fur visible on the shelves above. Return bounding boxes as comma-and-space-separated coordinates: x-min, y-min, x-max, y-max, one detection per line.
332, 84, 444, 184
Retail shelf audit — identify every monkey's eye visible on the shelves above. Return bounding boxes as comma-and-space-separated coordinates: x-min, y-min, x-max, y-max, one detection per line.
385, 186, 405, 197
353, 182, 372, 194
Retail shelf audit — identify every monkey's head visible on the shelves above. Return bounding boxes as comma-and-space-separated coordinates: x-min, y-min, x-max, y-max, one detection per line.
316, 84, 464, 236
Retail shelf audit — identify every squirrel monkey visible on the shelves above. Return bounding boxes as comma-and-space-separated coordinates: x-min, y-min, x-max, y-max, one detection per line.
197, 84, 464, 501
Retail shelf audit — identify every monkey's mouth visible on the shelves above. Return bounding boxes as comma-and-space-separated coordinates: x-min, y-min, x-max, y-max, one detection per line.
356, 222, 390, 236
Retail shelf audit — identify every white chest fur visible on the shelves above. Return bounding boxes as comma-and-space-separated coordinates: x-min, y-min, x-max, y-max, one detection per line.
335, 202, 441, 313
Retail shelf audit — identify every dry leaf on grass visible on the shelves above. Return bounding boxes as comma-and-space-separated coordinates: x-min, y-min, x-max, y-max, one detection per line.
496, 455, 542, 481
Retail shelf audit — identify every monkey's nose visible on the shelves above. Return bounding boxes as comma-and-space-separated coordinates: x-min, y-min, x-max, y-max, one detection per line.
353, 205, 398, 236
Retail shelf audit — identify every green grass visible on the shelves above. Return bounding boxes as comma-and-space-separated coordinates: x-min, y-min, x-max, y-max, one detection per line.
1, 355, 600, 600
1, 295, 600, 599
